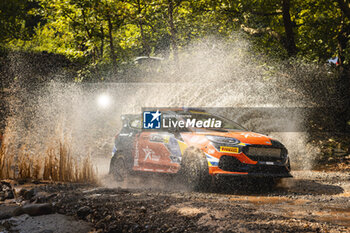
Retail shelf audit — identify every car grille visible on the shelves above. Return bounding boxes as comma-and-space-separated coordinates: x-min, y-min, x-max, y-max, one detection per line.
218, 155, 289, 174
242, 143, 287, 162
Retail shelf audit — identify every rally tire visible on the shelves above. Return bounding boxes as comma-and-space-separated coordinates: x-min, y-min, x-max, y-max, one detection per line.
110, 154, 128, 182
180, 147, 211, 191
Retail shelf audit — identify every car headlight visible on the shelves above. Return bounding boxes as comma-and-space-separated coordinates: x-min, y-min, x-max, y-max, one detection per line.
206, 135, 240, 144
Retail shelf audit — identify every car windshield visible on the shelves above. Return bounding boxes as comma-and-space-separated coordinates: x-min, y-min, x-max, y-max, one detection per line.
175, 112, 247, 131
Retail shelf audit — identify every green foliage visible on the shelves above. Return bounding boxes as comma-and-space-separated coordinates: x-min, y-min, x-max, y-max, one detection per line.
0, 0, 43, 43
1, 0, 350, 71
293, 0, 346, 62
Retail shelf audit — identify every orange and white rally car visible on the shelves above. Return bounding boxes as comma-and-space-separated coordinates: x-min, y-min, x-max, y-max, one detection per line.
109, 109, 292, 190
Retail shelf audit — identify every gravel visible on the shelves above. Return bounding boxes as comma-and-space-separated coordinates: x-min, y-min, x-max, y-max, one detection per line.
0, 170, 349, 232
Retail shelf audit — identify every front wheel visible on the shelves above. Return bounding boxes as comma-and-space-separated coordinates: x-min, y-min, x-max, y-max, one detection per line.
180, 147, 211, 191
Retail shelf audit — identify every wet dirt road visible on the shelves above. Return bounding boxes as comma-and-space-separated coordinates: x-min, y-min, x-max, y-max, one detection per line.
1, 170, 350, 232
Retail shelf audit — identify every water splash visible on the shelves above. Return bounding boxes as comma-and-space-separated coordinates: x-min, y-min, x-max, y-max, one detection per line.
2, 37, 332, 180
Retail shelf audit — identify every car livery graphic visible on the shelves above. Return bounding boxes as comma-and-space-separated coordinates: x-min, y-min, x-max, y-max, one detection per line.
110, 108, 292, 190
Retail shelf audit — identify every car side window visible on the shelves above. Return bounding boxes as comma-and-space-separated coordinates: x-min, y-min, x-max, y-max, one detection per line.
164, 116, 189, 133
130, 119, 141, 129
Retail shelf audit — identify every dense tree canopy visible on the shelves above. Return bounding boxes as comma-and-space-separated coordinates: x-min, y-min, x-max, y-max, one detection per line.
1, 0, 349, 69
0, 0, 349, 132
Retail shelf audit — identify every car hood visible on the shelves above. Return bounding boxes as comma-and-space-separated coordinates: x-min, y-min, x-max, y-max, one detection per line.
183, 130, 274, 145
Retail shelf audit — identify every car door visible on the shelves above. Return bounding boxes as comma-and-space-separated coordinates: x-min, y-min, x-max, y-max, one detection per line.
135, 131, 182, 173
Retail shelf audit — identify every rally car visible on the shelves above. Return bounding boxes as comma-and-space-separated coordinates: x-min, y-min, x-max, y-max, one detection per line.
109, 109, 292, 190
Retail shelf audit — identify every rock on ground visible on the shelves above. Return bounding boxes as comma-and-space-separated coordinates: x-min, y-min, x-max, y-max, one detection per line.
0, 213, 92, 233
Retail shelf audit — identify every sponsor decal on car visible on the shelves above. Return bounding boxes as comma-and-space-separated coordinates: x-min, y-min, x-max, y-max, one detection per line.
219, 146, 239, 154
164, 137, 187, 164
163, 135, 170, 143
149, 134, 165, 143
143, 146, 160, 161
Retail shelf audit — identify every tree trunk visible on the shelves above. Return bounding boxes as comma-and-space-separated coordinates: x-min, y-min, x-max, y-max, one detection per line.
137, 0, 151, 56
107, 14, 117, 71
139, 22, 151, 56
100, 25, 104, 59
168, 0, 178, 62
81, 9, 92, 39
281, 0, 297, 56
336, 20, 350, 132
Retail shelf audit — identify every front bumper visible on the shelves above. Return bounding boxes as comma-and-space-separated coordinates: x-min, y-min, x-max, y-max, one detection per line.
209, 155, 292, 178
